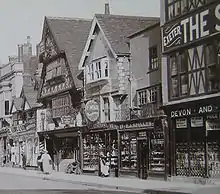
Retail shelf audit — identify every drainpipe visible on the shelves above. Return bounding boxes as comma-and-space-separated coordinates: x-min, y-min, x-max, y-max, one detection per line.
128, 55, 132, 119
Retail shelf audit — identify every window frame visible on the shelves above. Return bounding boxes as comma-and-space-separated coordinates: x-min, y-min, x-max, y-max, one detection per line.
5, 100, 10, 116
103, 97, 110, 122
137, 85, 160, 106
168, 40, 220, 101
52, 95, 71, 118
86, 57, 109, 83
149, 46, 159, 71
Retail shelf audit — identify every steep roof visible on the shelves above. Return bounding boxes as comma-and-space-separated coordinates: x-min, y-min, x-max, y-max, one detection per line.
13, 97, 23, 111
22, 86, 42, 109
127, 21, 160, 39
46, 16, 92, 89
95, 14, 159, 55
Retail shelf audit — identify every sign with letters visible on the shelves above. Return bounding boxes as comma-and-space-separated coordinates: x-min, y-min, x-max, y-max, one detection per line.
162, 2, 220, 52
85, 100, 100, 122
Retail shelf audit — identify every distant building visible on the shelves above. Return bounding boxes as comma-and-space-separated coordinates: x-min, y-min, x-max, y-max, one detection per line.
0, 36, 33, 129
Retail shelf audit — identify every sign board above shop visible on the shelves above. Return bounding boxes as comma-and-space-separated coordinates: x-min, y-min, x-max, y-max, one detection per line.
162, 2, 220, 52
170, 105, 220, 118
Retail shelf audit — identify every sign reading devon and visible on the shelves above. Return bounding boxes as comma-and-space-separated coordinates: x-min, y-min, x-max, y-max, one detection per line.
163, 2, 220, 52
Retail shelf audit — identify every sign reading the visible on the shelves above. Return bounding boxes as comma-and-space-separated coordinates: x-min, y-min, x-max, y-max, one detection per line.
85, 100, 100, 122
162, 2, 220, 52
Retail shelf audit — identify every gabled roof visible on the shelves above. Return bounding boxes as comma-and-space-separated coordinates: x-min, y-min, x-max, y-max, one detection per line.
22, 86, 42, 109
95, 14, 159, 54
45, 16, 92, 89
127, 21, 160, 39
79, 14, 159, 69
10, 97, 23, 113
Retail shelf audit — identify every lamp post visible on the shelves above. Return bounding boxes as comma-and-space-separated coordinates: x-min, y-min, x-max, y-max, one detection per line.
40, 111, 46, 150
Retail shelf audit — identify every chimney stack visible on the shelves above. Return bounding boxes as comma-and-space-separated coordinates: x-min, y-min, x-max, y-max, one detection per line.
105, 1, 110, 15
18, 45, 21, 62
27, 36, 31, 44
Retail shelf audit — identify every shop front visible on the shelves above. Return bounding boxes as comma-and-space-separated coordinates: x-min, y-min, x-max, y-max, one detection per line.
166, 97, 220, 178
38, 126, 82, 172
118, 117, 166, 179
82, 123, 118, 176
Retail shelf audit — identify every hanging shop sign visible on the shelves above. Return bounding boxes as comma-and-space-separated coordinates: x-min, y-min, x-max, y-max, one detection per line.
191, 117, 203, 127
176, 118, 187, 129
162, 2, 220, 52
85, 100, 100, 122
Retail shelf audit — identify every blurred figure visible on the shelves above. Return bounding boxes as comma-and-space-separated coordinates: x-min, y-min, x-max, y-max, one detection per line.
11, 153, 16, 167
21, 153, 26, 170
40, 150, 52, 174
37, 151, 43, 172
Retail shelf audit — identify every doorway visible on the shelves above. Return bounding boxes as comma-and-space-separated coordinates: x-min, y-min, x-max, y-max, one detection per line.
137, 139, 149, 179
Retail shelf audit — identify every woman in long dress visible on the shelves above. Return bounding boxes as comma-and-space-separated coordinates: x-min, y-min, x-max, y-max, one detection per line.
41, 150, 52, 174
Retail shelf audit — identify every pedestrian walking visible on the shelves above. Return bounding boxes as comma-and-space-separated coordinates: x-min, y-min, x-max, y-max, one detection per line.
21, 153, 26, 170
11, 153, 16, 167
40, 150, 52, 174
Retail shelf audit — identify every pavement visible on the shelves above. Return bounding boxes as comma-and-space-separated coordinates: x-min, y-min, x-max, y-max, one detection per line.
0, 167, 218, 193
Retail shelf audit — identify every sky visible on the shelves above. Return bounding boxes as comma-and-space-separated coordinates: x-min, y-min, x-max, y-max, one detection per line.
0, 0, 160, 64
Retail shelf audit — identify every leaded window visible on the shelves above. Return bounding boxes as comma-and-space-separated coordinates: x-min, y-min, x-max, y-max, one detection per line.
137, 86, 160, 106
168, 40, 220, 100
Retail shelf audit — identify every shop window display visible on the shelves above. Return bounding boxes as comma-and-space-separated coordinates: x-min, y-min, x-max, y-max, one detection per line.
120, 132, 137, 170
149, 131, 165, 172
83, 132, 117, 172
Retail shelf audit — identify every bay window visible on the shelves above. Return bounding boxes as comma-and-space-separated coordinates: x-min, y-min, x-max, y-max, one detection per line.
86, 57, 109, 83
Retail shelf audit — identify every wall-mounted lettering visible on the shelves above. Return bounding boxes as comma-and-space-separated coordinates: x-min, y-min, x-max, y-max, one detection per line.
162, 2, 220, 52
171, 109, 191, 118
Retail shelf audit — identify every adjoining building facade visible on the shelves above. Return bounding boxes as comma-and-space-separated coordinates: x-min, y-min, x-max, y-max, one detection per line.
78, 11, 167, 179
9, 72, 42, 168
161, 0, 220, 178
37, 16, 91, 172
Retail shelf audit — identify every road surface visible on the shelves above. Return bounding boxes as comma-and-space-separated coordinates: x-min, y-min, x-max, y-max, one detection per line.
0, 173, 140, 194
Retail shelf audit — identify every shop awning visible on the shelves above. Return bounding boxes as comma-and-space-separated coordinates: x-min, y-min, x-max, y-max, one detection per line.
37, 126, 85, 137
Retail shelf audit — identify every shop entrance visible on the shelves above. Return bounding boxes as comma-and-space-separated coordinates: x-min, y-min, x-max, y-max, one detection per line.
137, 139, 149, 179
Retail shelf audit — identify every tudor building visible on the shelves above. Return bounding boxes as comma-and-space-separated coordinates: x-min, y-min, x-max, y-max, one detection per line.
161, 0, 220, 178
37, 16, 91, 172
